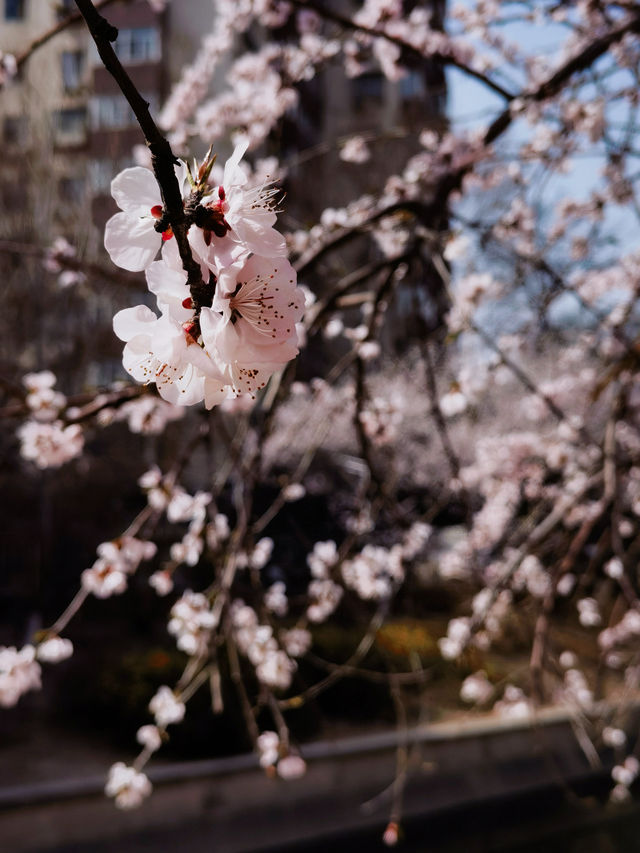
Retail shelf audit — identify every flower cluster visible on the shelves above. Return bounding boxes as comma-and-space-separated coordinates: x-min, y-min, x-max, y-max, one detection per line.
81, 537, 157, 599
168, 590, 218, 655
341, 544, 404, 600
106, 141, 305, 408
256, 730, 307, 779
230, 600, 297, 690
105, 763, 152, 810
148, 685, 186, 728
17, 372, 84, 470
0, 645, 41, 708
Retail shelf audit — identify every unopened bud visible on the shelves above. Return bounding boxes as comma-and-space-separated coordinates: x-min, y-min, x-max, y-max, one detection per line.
150, 205, 163, 219
382, 822, 399, 846
182, 296, 194, 309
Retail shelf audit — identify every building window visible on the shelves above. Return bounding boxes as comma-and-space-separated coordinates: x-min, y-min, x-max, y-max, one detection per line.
5, 0, 25, 20
54, 107, 87, 146
61, 51, 84, 93
114, 27, 160, 64
89, 93, 157, 130
3, 114, 28, 146
90, 95, 135, 130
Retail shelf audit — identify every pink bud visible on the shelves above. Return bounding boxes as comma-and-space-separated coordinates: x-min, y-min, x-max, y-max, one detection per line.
382, 822, 399, 847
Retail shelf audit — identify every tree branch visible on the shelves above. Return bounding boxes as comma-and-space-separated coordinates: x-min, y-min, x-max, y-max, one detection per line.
287, 0, 514, 101
74, 0, 209, 313
484, 10, 640, 145
15, 0, 126, 71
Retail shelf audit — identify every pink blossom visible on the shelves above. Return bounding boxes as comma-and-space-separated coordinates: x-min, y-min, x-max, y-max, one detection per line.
200, 254, 305, 396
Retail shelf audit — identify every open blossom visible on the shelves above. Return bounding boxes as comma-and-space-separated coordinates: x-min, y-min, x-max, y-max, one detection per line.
194, 139, 287, 269
307, 540, 338, 579
257, 730, 280, 767
113, 303, 230, 409
307, 578, 343, 622
149, 570, 174, 596
168, 589, 218, 655
18, 420, 83, 469
264, 581, 288, 616
340, 135, 371, 163
281, 628, 312, 658
81, 537, 156, 599
105, 763, 152, 810
113, 252, 304, 405
341, 544, 404, 600
104, 162, 187, 271
256, 648, 296, 690
149, 685, 186, 727
200, 254, 305, 396
109, 395, 185, 434
167, 487, 211, 523
23, 371, 66, 422
460, 671, 493, 705
0, 50, 17, 86
0, 645, 41, 708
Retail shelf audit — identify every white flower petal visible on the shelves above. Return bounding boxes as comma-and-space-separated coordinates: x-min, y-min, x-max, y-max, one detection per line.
105, 212, 160, 271
113, 305, 158, 342
111, 167, 160, 214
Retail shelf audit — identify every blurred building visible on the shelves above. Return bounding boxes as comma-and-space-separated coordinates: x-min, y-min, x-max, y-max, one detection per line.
283, 0, 447, 214
0, 0, 165, 238
0, 0, 446, 229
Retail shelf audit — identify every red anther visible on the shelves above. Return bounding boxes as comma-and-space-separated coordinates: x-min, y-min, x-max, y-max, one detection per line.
182, 296, 193, 309
182, 321, 198, 342
150, 205, 163, 219
161, 227, 173, 241
218, 186, 226, 200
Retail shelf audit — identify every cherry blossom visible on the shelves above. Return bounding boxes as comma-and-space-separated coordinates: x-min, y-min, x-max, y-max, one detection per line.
104, 162, 187, 271
81, 537, 156, 599
200, 254, 305, 396
18, 420, 84, 469
113, 304, 229, 408
149, 685, 186, 727
168, 590, 218, 655
137, 724, 162, 752
105, 763, 152, 810
0, 645, 41, 708
195, 139, 288, 269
